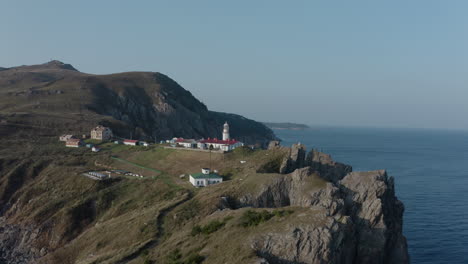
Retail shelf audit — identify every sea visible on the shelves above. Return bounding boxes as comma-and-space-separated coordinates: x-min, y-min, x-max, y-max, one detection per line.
275, 127, 468, 264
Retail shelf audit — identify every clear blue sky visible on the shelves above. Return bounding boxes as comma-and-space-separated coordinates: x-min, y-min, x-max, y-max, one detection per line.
2, 1, 467, 130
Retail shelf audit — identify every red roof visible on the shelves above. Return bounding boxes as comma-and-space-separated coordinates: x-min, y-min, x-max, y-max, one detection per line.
200, 138, 239, 145
124, 139, 138, 143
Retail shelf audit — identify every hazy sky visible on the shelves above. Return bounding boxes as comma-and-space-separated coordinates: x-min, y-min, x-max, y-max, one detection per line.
2, 1, 467, 130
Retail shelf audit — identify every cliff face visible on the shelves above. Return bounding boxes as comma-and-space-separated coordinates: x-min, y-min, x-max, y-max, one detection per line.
0, 61, 276, 145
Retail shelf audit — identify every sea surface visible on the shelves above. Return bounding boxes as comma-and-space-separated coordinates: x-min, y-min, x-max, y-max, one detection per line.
275, 127, 468, 264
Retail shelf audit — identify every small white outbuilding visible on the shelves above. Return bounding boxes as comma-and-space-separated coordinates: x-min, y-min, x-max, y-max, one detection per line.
189, 168, 223, 187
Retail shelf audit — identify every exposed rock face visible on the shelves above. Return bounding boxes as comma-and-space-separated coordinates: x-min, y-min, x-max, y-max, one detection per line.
273, 144, 351, 184
252, 217, 356, 264
267, 141, 281, 150
306, 150, 352, 183
279, 144, 307, 174
240, 167, 344, 216
340, 170, 409, 264
238, 168, 409, 264
0, 218, 42, 264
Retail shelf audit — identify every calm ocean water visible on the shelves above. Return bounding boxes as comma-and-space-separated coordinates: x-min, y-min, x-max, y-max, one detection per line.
275, 127, 468, 264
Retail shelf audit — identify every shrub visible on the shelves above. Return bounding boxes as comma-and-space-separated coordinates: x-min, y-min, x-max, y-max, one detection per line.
143, 259, 153, 264
191, 220, 225, 236
166, 249, 182, 264
240, 210, 274, 227
256, 155, 284, 173
185, 253, 205, 264
273, 210, 294, 217
240, 210, 294, 227
177, 200, 200, 221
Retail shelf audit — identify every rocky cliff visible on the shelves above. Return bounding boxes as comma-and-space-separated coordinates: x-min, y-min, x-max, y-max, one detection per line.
226, 143, 410, 264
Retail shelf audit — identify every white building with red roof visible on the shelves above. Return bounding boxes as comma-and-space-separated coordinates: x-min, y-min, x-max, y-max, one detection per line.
198, 122, 243, 151
199, 138, 243, 151
174, 138, 198, 148
123, 139, 139, 146
65, 138, 83, 148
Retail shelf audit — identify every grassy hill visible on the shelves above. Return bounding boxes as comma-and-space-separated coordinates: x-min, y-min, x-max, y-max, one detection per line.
0, 61, 276, 145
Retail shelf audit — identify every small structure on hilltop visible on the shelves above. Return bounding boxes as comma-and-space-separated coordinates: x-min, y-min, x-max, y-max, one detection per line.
123, 139, 138, 146
66, 138, 83, 148
59, 134, 75, 142
91, 125, 113, 141
189, 168, 223, 187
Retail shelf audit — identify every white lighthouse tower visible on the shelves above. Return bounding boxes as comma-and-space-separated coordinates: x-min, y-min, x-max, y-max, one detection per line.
222, 122, 230, 141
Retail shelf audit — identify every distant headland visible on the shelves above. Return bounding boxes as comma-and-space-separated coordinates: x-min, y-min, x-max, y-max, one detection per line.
262, 122, 310, 130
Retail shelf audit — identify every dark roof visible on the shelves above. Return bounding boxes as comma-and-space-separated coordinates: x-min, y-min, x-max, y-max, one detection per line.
175, 138, 197, 143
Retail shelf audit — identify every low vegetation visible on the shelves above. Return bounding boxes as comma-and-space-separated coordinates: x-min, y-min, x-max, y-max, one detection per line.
191, 216, 233, 236
166, 249, 205, 264
240, 209, 294, 227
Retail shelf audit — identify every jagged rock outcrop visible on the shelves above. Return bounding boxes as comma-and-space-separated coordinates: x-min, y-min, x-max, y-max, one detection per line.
252, 216, 356, 264
340, 170, 409, 264
279, 144, 307, 174
305, 150, 352, 183
236, 167, 409, 264
239, 167, 344, 216
267, 141, 281, 150
270, 144, 351, 183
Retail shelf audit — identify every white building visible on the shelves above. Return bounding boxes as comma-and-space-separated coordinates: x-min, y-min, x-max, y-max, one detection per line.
175, 138, 198, 148
199, 138, 244, 151
189, 168, 223, 187
59, 134, 75, 142
123, 139, 138, 146
91, 146, 100, 152
65, 138, 83, 148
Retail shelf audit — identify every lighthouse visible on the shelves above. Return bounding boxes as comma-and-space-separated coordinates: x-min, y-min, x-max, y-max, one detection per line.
222, 122, 230, 141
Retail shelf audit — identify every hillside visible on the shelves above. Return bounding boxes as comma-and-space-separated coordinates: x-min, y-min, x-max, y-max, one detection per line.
262, 122, 310, 130
0, 61, 276, 145
0, 61, 409, 264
